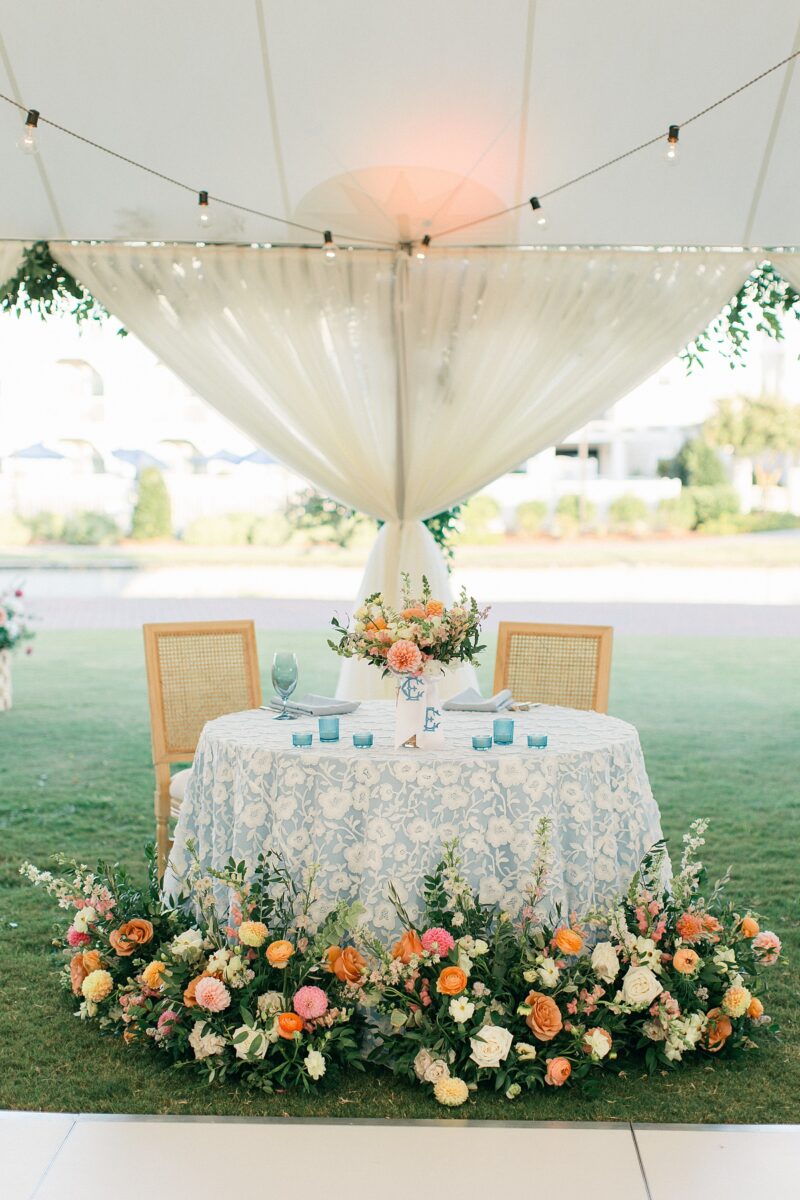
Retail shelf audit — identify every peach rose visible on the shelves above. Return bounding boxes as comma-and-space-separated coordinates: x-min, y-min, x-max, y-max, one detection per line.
554, 928, 583, 956
436, 966, 468, 996
704, 1007, 733, 1053
740, 916, 759, 939
266, 940, 295, 969
675, 912, 704, 942
426, 600, 444, 616
183, 970, 220, 1008
544, 1057, 572, 1086
141, 960, 167, 991
277, 1012, 304, 1039
524, 991, 563, 1041
673, 948, 701, 975
109, 919, 154, 957
702, 915, 722, 939
326, 945, 366, 986
402, 605, 427, 620
69, 950, 102, 996
748, 996, 764, 1020
392, 930, 424, 964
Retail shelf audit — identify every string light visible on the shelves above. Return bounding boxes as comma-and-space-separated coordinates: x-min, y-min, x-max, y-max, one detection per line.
416, 234, 431, 260
529, 196, 547, 227
18, 108, 39, 155
197, 190, 211, 227
666, 124, 680, 161
323, 230, 337, 258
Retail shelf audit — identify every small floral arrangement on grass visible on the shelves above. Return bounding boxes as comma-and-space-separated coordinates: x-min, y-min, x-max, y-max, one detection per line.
0, 583, 34, 653
366, 819, 782, 1106
21, 845, 367, 1092
329, 573, 489, 676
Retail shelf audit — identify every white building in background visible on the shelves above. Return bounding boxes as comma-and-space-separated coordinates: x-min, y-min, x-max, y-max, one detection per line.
0, 308, 799, 530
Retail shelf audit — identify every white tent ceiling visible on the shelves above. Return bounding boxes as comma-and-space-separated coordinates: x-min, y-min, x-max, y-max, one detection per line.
1, 1, 800, 249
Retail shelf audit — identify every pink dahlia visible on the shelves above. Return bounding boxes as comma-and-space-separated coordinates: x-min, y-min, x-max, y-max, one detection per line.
752, 930, 782, 965
421, 927, 455, 957
194, 977, 231, 1012
67, 926, 91, 947
293, 985, 329, 1020
386, 639, 423, 674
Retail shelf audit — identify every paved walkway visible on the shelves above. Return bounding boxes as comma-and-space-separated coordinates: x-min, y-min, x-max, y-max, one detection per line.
4, 1110, 799, 1200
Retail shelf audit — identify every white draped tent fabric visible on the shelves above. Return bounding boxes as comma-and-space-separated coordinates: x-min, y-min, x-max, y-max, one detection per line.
53, 243, 755, 697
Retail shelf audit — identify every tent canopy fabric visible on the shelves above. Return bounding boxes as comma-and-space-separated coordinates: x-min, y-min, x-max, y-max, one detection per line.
0, 2, 799, 249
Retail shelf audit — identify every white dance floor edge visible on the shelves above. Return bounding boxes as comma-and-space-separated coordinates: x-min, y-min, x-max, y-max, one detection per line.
3, 1111, 799, 1200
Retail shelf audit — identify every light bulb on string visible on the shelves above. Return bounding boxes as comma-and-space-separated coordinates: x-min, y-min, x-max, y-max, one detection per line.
197, 190, 211, 227
666, 125, 680, 161
416, 235, 431, 260
529, 196, 547, 227
18, 109, 39, 155
323, 230, 337, 259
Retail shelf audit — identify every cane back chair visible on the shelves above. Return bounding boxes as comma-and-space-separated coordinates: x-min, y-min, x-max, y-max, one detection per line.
493, 621, 613, 713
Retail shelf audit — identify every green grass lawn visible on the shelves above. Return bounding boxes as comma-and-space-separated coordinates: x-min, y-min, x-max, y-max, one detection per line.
0, 630, 797, 1122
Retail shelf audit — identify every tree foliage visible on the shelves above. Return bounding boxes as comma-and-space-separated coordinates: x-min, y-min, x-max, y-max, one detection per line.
658, 437, 727, 487
130, 468, 172, 540
682, 263, 800, 371
0, 241, 126, 333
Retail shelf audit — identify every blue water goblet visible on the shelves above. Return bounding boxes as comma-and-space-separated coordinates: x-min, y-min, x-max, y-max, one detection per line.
272, 650, 299, 720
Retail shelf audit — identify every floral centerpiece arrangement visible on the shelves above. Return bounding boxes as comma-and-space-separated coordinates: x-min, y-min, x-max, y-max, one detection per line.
330, 574, 489, 747
22, 820, 783, 1105
366, 819, 782, 1106
21, 846, 367, 1091
0, 583, 34, 711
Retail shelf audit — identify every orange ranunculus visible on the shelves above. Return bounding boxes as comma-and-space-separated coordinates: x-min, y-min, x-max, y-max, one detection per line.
402, 605, 427, 620
326, 945, 366, 986
702, 915, 722, 938
704, 1007, 733, 1053
365, 617, 387, 632
266, 940, 295, 969
748, 996, 764, 1020
391, 930, 424, 964
673, 948, 701, 975
544, 1057, 572, 1087
277, 1012, 304, 1039
524, 991, 563, 1041
69, 951, 95, 996
141, 960, 167, 990
109, 918, 154, 957
183, 970, 220, 1008
425, 600, 444, 617
554, 927, 583, 956
436, 966, 468, 996
740, 916, 760, 939
675, 912, 704, 942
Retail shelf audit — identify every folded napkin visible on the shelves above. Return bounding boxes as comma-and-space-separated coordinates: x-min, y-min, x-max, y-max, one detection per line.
442, 687, 514, 712
264, 693, 360, 717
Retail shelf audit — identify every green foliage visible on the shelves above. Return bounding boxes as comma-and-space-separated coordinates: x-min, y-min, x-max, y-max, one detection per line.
457, 494, 502, 544
555, 493, 597, 532
607, 493, 651, 532
24, 511, 65, 543
182, 512, 291, 547
286, 489, 362, 549
659, 438, 727, 487
0, 512, 31, 546
130, 468, 172, 540
0, 241, 126, 333
687, 485, 740, 528
705, 395, 800, 459
655, 494, 697, 533
422, 507, 462, 561
682, 262, 800, 370
61, 511, 121, 546
515, 500, 548, 536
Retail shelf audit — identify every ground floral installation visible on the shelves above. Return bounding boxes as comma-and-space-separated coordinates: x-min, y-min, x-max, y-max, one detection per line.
0, 582, 34, 654
22, 819, 783, 1106
329, 573, 489, 676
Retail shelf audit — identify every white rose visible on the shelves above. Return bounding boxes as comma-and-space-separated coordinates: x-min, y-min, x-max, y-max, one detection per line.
584, 1028, 612, 1059
413, 1048, 434, 1081
72, 906, 97, 933
538, 957, 560, 989
256, 991, 284, 1021
469, 1025, 514, 1070
232, 1024, 268, 1061
424, 1059, 451, 1084
591, 941, 621, 984
472, 939, 489, 957
304, 1049, 327, 1081
620, 966, 662, 1010
449, 996, 476, 1024
170, 928, 205, 963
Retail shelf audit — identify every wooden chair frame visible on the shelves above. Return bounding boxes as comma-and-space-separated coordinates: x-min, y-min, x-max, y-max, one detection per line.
143, 620, 262, 874
493, 621, 613, 713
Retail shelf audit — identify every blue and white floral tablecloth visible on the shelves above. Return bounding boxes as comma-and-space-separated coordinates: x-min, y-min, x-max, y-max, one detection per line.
164, 701, 663, 934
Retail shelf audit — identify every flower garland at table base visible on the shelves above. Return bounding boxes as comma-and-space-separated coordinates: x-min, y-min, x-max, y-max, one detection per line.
21, 819, 783, 1106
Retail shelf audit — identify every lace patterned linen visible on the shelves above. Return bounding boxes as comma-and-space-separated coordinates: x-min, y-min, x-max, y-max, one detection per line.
164, 702, 664, 934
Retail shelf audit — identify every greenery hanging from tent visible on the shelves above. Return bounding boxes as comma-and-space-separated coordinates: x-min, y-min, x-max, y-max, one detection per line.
0, 240, 126, 334
681, 262, 800, 370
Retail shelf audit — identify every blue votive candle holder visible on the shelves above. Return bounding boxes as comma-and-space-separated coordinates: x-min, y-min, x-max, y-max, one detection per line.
318, 716, 340, 742
527, 733, 548, 749
292, 732, 313, 747
352, 732, 373, 749
472, 735, 493, 751
493, 717, 515, 745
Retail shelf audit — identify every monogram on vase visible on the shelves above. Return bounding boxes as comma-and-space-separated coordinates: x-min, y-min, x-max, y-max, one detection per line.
329, 573, 489, 750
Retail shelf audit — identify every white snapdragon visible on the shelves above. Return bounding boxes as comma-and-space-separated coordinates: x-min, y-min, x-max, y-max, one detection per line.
713, 947, 737, 975
538, 957, 560, 989
304, 1050, 327, 1080
72, 906, 98, 933
633, 936, 662, 973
